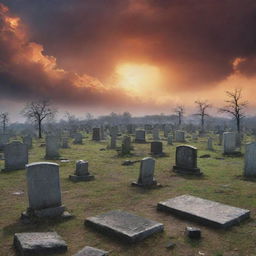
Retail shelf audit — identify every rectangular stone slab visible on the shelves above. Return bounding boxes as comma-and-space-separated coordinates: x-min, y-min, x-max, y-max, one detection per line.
157, 195, 250, 229
14, 232, 67, 255
85, 210, 164, 243
73, 246, 108, 256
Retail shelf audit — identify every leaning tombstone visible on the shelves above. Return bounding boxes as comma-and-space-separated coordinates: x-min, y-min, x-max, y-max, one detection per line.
244, 142, 256, 177
92, 128, 101, 141
173, 145, 202, 175
223, 132, 237, 155
45, 135, 60, 159
22, 135, 32, 149
121, 135, 131, 155
69, 160, 94, 182
73, 133, 83, 144
3, 141, 28, 171
21, 162, 72, 220
150, 141, 163, 156
135, 129, 146, 143
132, 157, 159, 187
175, 130, 185, 142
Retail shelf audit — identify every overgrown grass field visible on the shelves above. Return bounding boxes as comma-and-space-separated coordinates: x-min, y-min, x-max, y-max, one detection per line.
0, 133, 256, 256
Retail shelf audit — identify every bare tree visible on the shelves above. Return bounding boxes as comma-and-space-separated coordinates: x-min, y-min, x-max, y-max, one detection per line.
219, 89, 248, 133
174, 105, 185, 127
194, 100, 212, 132
21, 99, 57, 138
0, 112, 9, 133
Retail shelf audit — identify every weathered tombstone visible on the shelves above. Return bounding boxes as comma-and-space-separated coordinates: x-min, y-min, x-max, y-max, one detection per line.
74, 246, 108, 256
109, 126, 117, 149
100, 125, 105, 140
0, 133, 9, 151
132, 157, 158, 187
175, 130, 185, 142
164, 125, 170, 137
69, 160, 94, 182
73, 133, 83, 144
3, 141, 28, 171
22, 162, 70, 218
135, 129, 146, 143
22, 135, 32, 149
244, 142, 256, 177
45, 135, 60, 159
121, 135, 131, 155
223, 132, 236, 155
173, 145, 202, 175
157, 195, 250, 229
150, 141, 163, 155
61, 137, 69, 148
167, 135, 173, 145
207, 137, 213, 151
92, 128, 101, 141
152, 128, 160, 140
13, 232, 67, 255
85, 210, 164, 243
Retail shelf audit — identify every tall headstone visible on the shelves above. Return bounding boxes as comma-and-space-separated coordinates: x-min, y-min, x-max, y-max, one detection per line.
109, 126, 117, 149
244, 142, 256, 177
22, 162, 68, 218
173, 145, 202, 175
207, 137, 213, 151
69, 160, 94, 181
223, 132, 236, 155
45, 135, 60, 159
175, 130, 185, 142
132, 157, 158, 187
121, 135, 131, 155
22, 135, 32, 149
92, 128, 101, 141
3, 141, 28, 171
135, 129, 146, 143
100, 126, 105, 140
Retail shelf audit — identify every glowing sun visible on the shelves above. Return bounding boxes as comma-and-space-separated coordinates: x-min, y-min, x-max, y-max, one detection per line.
116, 63, 163, 94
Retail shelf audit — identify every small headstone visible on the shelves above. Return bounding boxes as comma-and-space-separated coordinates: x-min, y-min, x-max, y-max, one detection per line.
132, 157, 158, 187
3, 141, 28, 171
45, 135, 60, 159
157, 195, 250, 228
69, 160, 94, 182
173, 145, 202, 175
150, 141, 163, 155
92, 128, 101, 141
167, 135, 173, 145
73, 246, 108, 256
73, 133, 83, 144
223, 132, 236, 155
121, 135, 131, 155
13, 232, 67, 255
85, 210, 164, 243
175, 130, 185, 142
135, 129, 146, 143
244, 142, 256, 177
185, 227, 201, 239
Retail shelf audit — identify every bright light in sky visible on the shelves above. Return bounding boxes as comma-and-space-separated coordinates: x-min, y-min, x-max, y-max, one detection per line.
116, 63, 163, 94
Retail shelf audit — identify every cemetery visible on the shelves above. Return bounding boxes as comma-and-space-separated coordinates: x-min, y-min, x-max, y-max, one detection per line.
1, 127, 256, 256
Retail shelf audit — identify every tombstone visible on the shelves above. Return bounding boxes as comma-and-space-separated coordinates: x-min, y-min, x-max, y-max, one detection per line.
109, 126, 117, 149
100, 125, 105, 140
13, 232, 67, 255
244, 142, 256, 177
0, 133, 9, 151
223, 132, 236, 155
207, 137, 213, 151
167, 135, 173, 145
22, 135, 32, 149
157, 195, 250, 229
92, 128, 101, 141
45, 135, 60, 159
173, 145, 202, 175
175, 130, 185, 142
152, 128, 160, 140
69, 160, 94, 182
132, 157, 158, 187
73, 133, 83, 144
135, 129, 146, 143
150, 141, 163, 155
218, 133, 223, 145
61, 137, 69, 148
3, 141, 28, 171
22, 162, 70, 218
164, 125, 170, 137
74, 246, 108, 256
85, 210, 164, 243
121, 135, 131, 155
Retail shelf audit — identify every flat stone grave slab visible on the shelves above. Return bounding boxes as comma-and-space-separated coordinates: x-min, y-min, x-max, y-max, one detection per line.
73, 246, 108, 256
157, 195, 250, 229
85, 210, 164, 243
14, 232, 67, 255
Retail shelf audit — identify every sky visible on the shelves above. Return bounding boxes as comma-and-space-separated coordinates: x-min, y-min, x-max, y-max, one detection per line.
1, 0, 256, 120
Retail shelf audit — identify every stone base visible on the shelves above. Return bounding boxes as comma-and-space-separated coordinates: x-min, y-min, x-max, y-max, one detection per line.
74, 246, 108, 256
44, 155, 60, 160
85, 210, 164, 243
223, 151, 242, 157
134, 139, 147, 143
131, 180, 161, 188
14, 232, 67, 255
173, 166, 203, 176
69, 174, 95, 182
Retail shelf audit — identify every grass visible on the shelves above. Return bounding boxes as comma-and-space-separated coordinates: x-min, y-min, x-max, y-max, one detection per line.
0, 133, 256, 256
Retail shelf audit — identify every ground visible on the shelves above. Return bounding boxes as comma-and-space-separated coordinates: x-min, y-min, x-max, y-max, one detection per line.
0, 133, 256, 256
